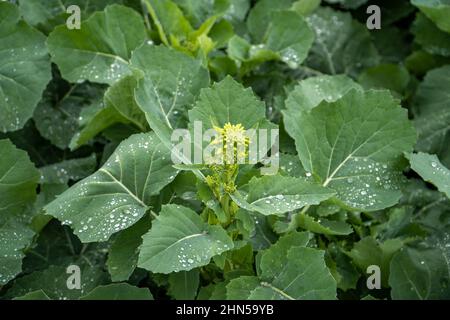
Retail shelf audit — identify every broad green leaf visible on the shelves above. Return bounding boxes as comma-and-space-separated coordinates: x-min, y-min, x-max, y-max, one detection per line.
0, 139, 39, 215
265, 10, 314, 69
188, 76, 265, 130
348, 237, 404, 287
283, 89, 416, 211
0, 2, 51, 132
168, 269, 200, 300
285, 75, 362, 113
0, 139, 39, 285
45, 133, 179, 242
138, 204, 233, 273
47, 5, 146, 85
260, 231, 312, 262
80, 283, 154, 300
133, 45, 209, 136
408, 152, 450, 198
132, 45, 209, 181
231, 176, 335, 216
413, 66, 450, 167
246, 0, 293, 43
227, 236, 336, 299
358, 64, 411, 96
39, 154, 97, 184
305, 7, 380, 77
412, 13, 450, 58
389, 242, 450, 299
411, 0, 450, 34
5, 265, 107, 300
107, 216, 151, 282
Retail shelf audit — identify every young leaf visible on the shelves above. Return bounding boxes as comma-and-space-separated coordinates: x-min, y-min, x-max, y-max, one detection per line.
47, 5, 146, 84
408, 152, 450, 198
45, 133, 179, 242
138, 204, 233, 273
283, 89, 416, 211
0, 2, 51, 132
142, 0, 193, 44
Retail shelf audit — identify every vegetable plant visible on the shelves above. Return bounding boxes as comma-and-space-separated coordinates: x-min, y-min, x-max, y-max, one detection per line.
0, 0, 449, 300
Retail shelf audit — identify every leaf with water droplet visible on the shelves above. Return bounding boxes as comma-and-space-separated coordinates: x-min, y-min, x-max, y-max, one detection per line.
231, 175, 335, 216
283, 89, 416, 211
389, 235, 450, 299
45, 133, 179, 242
0, 139, 39, 285
226, 232, 336, 299
407, 152, 450, 199
138, 204, 233, 273
47, 5, 146, 85
285, 75, 362, 114
305, 7, 380, 77
0, 2, 51, 133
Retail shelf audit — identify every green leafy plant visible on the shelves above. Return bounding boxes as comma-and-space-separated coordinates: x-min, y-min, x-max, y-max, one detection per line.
0, 0, 449, 300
